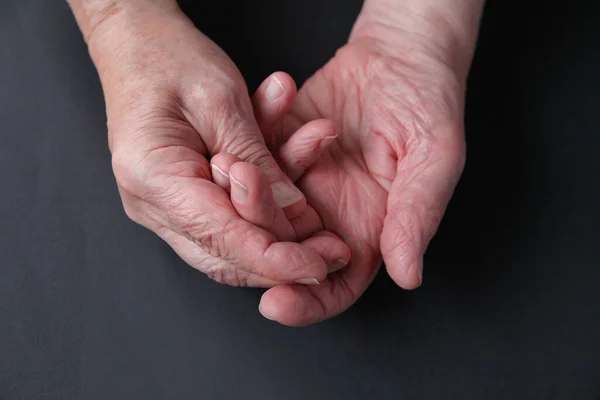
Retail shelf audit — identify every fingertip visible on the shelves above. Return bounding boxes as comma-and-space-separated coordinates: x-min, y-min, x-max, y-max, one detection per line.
260, 251, 380, 326
380, 213, 425, 290
328, 259, 349, 274
210, 153, 240, 192
277, 118, 337, 181
312, 119, 337, 140
309, 119, 337, 152
253, 71, 297, 127
259, 286, 319, 327
385, 254, 423, 290
258, 299, 277, 322
267, 72, 296, 98
263, 241, 327, 283
301, 232, 351, 274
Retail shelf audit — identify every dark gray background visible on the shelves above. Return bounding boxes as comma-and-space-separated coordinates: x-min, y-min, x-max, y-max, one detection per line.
1, 1, 599, 399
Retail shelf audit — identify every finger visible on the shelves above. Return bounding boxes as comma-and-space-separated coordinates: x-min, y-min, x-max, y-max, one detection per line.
154, 226, 285, 288
209, 118, 306, 219
278, 119, 337, 181
119, 146, 327, 285
252, 72, 297, 149
226, 161, 352, 269
162, 178, 327, 284
210, 153, 240, 192
228, 161, 295, 242
381, 141, 465, 290
227, 162, 351, 270
155, 227, 349, 288
212, 156, 351, 274
287, 206, 326, 241
301, 231, 350, 273
211, 153, 327, 243
190, 82, 306, 216
253, 74, 338, 182
258, 249, 381, 326
217, 160, 351, 274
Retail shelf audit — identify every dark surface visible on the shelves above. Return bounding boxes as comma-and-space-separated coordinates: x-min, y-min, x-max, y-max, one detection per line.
1, 0, 599, 399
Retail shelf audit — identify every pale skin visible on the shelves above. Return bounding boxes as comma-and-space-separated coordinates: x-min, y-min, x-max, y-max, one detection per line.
67, 0, 485, 326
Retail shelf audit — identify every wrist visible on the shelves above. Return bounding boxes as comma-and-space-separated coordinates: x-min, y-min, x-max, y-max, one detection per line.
350, 0, 485, 80
68, 0, 188, 80
68, 1, 197, 95
69, 0, 248, 129
67, 0, 180, 43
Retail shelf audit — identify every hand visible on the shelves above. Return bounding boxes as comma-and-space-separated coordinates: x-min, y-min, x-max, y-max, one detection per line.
256, 16, 476, 325
75, 3, 351, 287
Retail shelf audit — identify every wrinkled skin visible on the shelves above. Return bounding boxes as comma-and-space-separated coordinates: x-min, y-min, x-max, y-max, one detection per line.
84, 5, 470, 327
97, 10, 351, 289
258, 35, 468, 326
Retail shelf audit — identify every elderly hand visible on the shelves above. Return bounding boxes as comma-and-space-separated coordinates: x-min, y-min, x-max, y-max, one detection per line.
68, 1, 351, 287
252, 1, 484, 325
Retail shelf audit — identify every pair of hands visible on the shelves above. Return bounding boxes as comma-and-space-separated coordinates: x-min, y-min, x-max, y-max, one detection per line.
83, 2, 471, 326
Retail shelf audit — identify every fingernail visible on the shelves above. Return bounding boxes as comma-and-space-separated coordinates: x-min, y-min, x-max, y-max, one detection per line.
327, 258, 348, 274
265, 76, 285, 101
418, 257, 424, 284
320, 134, 338, 150
295, 278, 320, 285
211, 164, 230, 185
271, 181, 304, 208
229, 172, 248, 203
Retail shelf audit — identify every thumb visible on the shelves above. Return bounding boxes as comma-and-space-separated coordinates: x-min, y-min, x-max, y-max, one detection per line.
208, 95, 306, 218
381, 142, 465, 289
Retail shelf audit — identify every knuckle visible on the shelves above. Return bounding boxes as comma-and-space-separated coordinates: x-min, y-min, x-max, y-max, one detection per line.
193, 84, 275, 171
111, 148, 149, 196
216, 135, 277, 178
193, 231, 225, 259
206, 266, 248, 287
189, 217, 238, 260
188, 76, 252, 126
206, 267, 226, 284
190, 74, 245, 103
111, 144, 172, 204
213, 87, 248, 118
118, 190, 163, 231
231, 138, 273, 168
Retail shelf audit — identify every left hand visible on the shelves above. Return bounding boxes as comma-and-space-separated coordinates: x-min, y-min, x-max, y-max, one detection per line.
257, 23, 471, 326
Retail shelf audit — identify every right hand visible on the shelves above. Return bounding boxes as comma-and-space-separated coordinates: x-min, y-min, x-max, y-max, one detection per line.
88, 6, 349, 287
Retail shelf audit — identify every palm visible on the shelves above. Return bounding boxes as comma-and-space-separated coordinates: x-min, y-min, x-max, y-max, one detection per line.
260, 39, 466, 325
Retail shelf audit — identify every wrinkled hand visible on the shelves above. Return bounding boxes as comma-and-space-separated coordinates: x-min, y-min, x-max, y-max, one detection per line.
257, 30, 469, 325
88, 7, 350, 287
